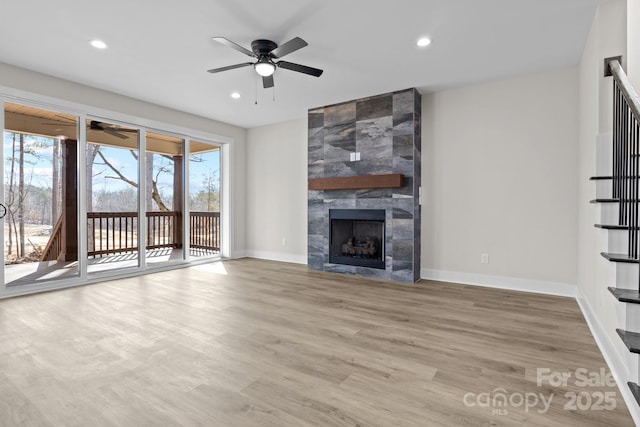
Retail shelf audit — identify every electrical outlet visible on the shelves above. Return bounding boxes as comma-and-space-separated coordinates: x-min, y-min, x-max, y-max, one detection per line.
349, 152, 356, 161
480, 253, 489, 264
355, 152, 361, 161
281, 238, 287, 247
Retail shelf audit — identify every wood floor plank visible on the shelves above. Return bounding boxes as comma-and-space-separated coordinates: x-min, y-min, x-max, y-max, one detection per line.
0, 258, 633, 426
0, 374, 54, 427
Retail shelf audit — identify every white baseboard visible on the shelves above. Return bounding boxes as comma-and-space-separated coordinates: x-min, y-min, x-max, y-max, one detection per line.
576, 288, 640, 426
230, 249, 248, 259
420, 268, 577, 297
244, 250, 307, 265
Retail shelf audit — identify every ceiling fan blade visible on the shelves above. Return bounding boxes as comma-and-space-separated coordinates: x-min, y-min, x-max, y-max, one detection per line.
271, 37, 308, 58
277, 61, 323, 77
54, 114, 77, 123
103, 129, 129, 140
262, 75, 274, 89
207, 62, 254, 74
211, 37, 255, 57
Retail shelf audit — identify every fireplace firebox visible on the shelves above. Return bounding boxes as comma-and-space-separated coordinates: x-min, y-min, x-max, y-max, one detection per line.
329, 209, 385, 269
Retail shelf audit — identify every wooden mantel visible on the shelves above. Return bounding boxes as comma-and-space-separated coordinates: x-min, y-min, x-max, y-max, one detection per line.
308, 174, 404, 191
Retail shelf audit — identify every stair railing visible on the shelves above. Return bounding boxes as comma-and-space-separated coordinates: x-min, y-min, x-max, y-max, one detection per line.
40, 215, 64, 262
609, 59, 640, 259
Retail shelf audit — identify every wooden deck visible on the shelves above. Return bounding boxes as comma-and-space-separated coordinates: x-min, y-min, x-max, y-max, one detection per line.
0, 258, 632, 426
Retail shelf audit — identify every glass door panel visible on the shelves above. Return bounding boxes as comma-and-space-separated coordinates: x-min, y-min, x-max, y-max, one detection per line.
86, 119, 140, 274
189, 141, 220, 258
145, 132, 184, 266
3, 102, 79, 285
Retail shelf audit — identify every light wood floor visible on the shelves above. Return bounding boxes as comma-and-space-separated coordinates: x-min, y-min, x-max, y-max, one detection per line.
0, 258, 633, 426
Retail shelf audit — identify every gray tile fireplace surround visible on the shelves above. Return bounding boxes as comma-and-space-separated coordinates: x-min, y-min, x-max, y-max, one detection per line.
307, 88, 421, 283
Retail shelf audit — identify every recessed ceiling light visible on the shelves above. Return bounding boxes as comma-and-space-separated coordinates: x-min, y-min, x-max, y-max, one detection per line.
90, 40, 108, 49
417, 37, 431, 47
231, 92, 241, 99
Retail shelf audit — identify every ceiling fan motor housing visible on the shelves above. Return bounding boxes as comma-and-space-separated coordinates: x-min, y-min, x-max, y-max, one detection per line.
251, 39, 278, 57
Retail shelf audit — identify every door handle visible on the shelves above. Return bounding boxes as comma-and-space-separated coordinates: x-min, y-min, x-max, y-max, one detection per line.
0, 203, 6, 219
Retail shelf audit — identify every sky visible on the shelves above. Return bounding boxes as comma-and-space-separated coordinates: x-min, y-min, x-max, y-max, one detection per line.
3, 131, 220, 202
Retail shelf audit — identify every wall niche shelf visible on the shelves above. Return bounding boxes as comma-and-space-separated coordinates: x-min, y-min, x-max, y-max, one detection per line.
308, 174, 404, 191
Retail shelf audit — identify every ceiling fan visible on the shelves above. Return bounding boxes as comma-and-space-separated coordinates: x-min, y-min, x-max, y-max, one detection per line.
42, 118, 136, 140
207, 36, 323, 88
87, 121, 137, 140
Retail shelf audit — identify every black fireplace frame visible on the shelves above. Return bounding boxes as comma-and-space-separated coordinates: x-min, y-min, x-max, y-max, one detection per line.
329, 209, 386, 269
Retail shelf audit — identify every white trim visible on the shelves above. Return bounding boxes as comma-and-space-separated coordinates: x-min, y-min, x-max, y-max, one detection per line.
231, 249, 249, 259
79, 113, 88, 281
576, 287, 640, 426
245, 250, 307, 265
0, 96, 5, 291
183, 139, 191, 263
221, 142, 232, 258
138, 128, 147, 270
420, 268, 577, 297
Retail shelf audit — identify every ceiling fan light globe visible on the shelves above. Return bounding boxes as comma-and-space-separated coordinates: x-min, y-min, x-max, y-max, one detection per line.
255, 62, 275, 77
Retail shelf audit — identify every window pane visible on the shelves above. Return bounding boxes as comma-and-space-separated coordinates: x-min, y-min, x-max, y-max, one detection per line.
189, 141, 220, 258
86, 119, 139, 274
145, 131, 184, 265
3, 102, 79, 285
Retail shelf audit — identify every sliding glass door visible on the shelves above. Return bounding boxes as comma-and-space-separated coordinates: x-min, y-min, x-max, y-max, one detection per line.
86, 119, 140, 275
0, 100, 225, 292
3, 102, 79, 286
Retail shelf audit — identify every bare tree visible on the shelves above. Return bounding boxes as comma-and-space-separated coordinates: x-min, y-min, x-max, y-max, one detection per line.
94, 149, 171, 211
146, 153, 154, 211
18, 133, 25, 257
4, 133, 51, 261
6, 133, 16, 256
86, 144, 100, 213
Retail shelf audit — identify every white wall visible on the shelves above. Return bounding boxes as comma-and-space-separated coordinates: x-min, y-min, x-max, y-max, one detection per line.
421, 67, 579, 292
246, 119, 308, 264
628, 0, 640, 87
598, 0, 627, 131
578, 0, 609, 333
0, 62, 248, 256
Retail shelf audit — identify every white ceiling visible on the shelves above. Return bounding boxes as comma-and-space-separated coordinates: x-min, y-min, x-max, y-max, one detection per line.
0, 0, 597, 129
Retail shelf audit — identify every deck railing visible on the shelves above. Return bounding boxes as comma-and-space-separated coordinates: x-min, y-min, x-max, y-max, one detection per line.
88, 211, 139, 256
87, 211, 220, 257
146, 211, 180, 250
190, 211, 220, 250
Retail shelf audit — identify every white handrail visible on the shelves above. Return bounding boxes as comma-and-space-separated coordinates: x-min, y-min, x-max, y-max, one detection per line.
609, 59, 640, 121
